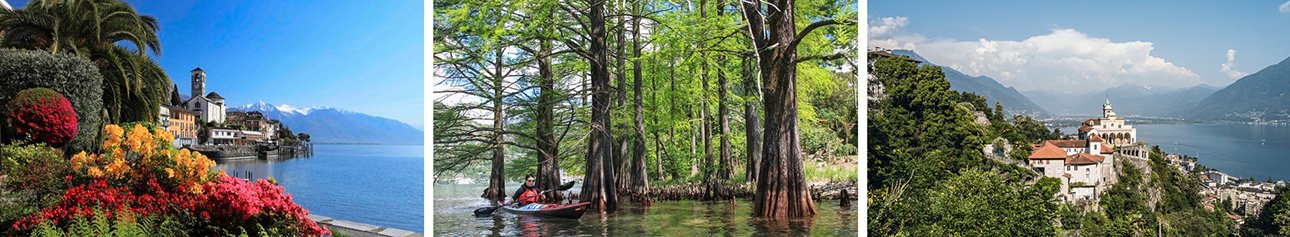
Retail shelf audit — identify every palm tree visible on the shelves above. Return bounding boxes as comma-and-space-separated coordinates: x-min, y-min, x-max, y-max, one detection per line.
0, 0, 168, 123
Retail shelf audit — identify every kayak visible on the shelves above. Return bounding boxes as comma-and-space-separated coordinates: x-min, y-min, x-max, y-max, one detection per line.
500, 202, 591, 219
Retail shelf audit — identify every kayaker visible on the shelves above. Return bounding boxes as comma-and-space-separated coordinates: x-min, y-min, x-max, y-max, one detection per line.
501, 175, 542, 206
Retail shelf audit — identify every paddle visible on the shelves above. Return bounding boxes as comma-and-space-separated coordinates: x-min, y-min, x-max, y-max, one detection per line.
474, 181, 576, 216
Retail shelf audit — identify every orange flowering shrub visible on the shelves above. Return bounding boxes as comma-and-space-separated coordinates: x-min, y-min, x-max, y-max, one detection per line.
69, 124, 221, 192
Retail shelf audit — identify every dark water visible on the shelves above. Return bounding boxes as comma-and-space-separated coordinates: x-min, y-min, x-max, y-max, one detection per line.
1057, 123, 1290, 180
215, 144, 424, 232
433, 183, 857, 236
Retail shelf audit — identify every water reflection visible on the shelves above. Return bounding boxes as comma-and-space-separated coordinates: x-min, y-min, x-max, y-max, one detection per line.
433, 184, 857, 236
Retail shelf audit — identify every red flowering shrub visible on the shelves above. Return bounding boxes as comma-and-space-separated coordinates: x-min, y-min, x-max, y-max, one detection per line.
13, 180, 135, 229
199, 176, 328, 236
5, 88, 77, 147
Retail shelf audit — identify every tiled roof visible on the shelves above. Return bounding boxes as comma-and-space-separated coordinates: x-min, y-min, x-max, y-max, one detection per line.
1066, 153, 1103, 165
1088, 133, 1104, 142
1048, 140, 1087, 148
1100, 145, 1115, 154
1029, 142, 1067, 159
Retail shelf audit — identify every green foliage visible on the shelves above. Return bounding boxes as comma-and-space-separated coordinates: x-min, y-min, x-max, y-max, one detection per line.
803, 160, 857, 183
868, 55, 1061, 235
0, 49, 105, 153
0, 143, 70, 233
873, 169, 1058, 236
868, 55, 990, 191
26, 209, 188, 237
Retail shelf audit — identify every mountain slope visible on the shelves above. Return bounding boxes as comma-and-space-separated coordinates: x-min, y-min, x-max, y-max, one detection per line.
889, 50, 1049, 116
1188, 56, 1290, 122
236, 101, 423, 145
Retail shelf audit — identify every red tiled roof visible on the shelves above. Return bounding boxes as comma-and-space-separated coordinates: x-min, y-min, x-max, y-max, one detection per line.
1048, 140, 1087, 148
1079, 125, 1094, 133
1100, 145, 1115, 154
1066, 153, 1103, 165
1028, 142, 1067, 159
1088, 133, 1104, 142
1084, 119, 1100, 126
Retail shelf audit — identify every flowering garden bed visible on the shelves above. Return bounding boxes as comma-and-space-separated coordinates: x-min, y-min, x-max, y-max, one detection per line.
0, 124, 329, 236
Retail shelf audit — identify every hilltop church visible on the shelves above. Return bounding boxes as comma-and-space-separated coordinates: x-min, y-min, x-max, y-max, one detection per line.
1028, 98, 1146, 203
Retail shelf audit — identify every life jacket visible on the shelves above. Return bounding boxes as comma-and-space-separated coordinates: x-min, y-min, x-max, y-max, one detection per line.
518, 187, 540, 205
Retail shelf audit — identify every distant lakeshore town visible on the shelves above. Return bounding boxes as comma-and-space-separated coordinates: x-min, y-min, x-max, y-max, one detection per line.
160, 67, 307, 159
1011, 97, 1283, 226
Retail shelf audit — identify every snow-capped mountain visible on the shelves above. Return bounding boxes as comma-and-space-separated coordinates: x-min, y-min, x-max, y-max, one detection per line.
234, 101, 423, 145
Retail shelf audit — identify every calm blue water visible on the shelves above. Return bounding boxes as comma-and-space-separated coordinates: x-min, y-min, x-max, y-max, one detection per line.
1058, 124, 1290, 181
1133, 124, 1290, 181
215, 144, 424, 232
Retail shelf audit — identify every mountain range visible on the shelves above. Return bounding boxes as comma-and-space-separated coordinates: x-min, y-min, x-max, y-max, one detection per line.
889, 50, 1049, 116
880, 50, 1290, 123
1022, 84, 1218, 118
235, 101, 423, 145
1187, 56, 1290, 122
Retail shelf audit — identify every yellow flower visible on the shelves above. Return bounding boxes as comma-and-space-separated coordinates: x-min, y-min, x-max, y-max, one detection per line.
111, 147, 125, 161
125, 124, 152, 153
165, 168, 175, 178
102, 124, 124, 148
87, 167, 103, 178
105, 157, 129, 178
154, 129, 174, 148
70, 151, 88, 170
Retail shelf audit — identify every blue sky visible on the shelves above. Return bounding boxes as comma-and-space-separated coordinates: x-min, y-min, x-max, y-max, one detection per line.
869, 0, 1290, 93
8, 0, 425, 128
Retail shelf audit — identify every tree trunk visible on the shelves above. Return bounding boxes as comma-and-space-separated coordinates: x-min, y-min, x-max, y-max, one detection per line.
630, 5, 649, 193
698, 0, 712, 184
741, 0, 816, 219
536, 30, 561, 201
742, 56, 762, 184
485, 47, 507, 203
581, 0, 618, 212
612, 1, 632, 191
717, 56, 733, 181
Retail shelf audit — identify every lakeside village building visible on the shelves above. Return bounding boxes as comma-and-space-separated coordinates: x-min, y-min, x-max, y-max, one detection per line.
1028, 98, 1150, 204
157, 67, 283, 147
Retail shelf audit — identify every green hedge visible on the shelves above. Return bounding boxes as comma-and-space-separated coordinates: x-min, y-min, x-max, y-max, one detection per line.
0, 49, 105, 153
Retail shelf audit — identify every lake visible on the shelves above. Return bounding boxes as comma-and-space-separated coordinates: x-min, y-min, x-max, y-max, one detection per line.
215, 144, 424, 232
432, 183, 857, 236
1058, 123, 1290, 181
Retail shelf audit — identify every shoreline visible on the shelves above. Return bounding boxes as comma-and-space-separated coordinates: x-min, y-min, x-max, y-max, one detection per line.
310, 215, 422, 237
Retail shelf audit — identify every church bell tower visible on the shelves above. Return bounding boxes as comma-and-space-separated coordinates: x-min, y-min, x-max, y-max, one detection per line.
191, 67, 206, 98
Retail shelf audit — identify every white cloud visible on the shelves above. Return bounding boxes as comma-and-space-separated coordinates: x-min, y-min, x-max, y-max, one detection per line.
1221, 49, 1249, 79
868, 17, 908, 38
1281, 0, 1290, 13
869, 18, 1202, 93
